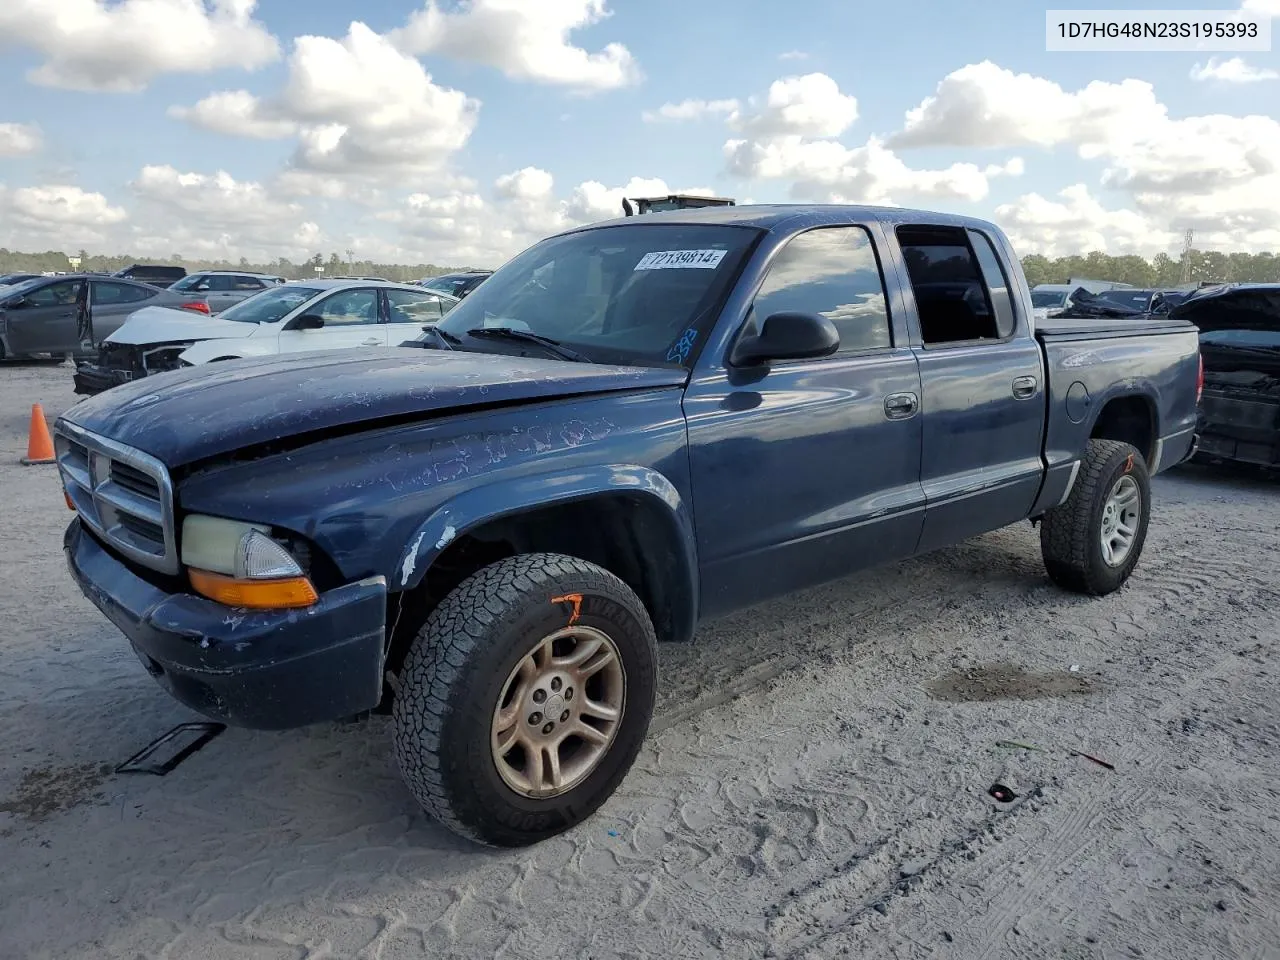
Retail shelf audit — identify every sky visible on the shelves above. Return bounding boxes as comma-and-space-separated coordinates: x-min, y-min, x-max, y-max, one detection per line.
1, 0, 1279, 268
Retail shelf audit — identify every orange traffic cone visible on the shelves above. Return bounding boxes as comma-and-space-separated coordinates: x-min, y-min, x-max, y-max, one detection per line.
21, 403, 56, 465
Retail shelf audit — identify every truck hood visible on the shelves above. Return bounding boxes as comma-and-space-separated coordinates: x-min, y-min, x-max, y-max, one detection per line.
103, 306, 259, 346
60, 348, 689, 467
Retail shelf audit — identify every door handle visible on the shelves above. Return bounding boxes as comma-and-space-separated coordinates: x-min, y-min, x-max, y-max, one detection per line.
1012, 376, 1038, 399
884, 392, 919, 420
361, 338, 382, 346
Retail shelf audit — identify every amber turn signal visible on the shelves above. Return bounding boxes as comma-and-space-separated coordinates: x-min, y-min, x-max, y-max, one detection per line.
188, 568, 319, 609
64, 489, 75, 510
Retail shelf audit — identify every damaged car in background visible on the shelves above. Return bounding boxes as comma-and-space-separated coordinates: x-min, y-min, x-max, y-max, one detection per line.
73, 279, 458, 395
1174, 283, 1280, 469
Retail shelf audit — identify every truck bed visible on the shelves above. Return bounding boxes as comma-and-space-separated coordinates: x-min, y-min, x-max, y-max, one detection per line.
1035, 314, 1195, 340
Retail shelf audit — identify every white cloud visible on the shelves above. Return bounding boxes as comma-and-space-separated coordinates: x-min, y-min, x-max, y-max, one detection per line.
170, 22, 479, 186
372, 171, 720, 266
731, 73, 858, 139
642, 99, 740, 123
995, 185, 1177, 257
778, 50, 808, 61
0, 123, 42, 157
725, 135, 1019, 205
7, 185, 127, 226
0, 184, 128, 250
1190, 57, 1278, 82
1241, 0, 1280, 15
0, 0, 279, 93
391, 0, 640, 91
889, 61, 1165, 150
130, 164, 302, 228
711, 71, 1018, 207
899, 59, 1280, 254
168, 91, 296, 139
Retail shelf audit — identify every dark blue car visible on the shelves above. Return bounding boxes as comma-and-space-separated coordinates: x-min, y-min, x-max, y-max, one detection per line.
56, 204, 1201, 847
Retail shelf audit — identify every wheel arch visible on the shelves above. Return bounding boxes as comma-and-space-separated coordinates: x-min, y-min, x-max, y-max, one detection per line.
1087, 390, 1158, 467
391, 464, 700, 653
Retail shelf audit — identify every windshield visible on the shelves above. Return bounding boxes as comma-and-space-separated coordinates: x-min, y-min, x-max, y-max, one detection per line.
169, 274, 207, 292
1031, 290, 1068, 308
1097, 290, 1153, 310
218, 285, 321, 323
435, 223, 761, 366
0, 277, 45, 301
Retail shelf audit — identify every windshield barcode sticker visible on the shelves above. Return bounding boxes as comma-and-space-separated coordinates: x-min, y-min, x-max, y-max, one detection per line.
634, 249, 727, 271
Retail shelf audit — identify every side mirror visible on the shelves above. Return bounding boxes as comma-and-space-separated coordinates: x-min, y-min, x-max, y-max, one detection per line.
731, 311, 840, 365
6, 296, 30, 309
294, 314, 324, 330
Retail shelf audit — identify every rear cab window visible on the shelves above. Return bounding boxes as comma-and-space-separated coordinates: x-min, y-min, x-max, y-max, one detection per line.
894, 224, 1015, 345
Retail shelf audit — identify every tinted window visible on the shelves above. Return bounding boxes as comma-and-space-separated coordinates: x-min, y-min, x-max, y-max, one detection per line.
1097, 290, 1154, 311
311, 289, 380, 326
436, 223, 759, 367
232, 276, 265, 291
896, 225, 999, 344
92, 281, 154, 305
422, 276, 468, 296
750, 226, 891, 354
967, 229, 1017, 337
386, 288, 452, 322
22, 280, 84, 306
1031, 290, 1068, 308
203, 275, 236, 292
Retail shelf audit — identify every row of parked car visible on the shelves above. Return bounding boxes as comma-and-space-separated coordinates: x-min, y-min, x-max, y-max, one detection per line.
0, 269, 493, 378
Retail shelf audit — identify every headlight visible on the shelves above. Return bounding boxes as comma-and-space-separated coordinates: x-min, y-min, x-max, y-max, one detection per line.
181, 514, 317, 608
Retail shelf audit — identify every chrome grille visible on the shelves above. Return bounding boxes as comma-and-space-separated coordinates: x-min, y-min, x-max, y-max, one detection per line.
55, 422, 177, 574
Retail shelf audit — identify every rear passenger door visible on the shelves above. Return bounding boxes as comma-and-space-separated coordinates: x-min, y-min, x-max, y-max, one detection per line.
383, 289, 455, 346
889, 224, 1046, 551
683, 224, 926, 617
89, 280, 159, 345
222, 275, 268, 312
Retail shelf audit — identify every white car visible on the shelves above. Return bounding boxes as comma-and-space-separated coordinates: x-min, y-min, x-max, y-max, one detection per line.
74, 279, 459, 394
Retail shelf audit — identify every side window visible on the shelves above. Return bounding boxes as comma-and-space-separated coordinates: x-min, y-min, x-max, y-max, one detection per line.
967, 229, 1017, 338
750, 226, 892, 355
91, 281, 153, 305
385, 289, 446, 322
895, 225, 999, 345
232, 276, 265, 291
23, 280, 83, 307
312, 289, 380, 326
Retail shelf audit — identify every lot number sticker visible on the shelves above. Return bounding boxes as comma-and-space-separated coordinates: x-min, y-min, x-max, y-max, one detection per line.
634, 249, 727, 271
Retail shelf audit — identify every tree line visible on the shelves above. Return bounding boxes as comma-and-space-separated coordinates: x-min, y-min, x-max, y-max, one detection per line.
4, 246, 1280, 288
0, 249, 483, 283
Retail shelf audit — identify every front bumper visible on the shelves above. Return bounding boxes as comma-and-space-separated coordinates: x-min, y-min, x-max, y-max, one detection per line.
64, 518, 388, 729
72, 362, 132, 396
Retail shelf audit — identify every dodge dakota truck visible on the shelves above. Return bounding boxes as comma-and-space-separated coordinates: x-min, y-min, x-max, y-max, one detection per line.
56, 205, 1202, 847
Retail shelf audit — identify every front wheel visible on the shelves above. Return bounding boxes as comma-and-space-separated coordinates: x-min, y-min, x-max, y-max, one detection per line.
1040, 439, 1152, 595
392, 553, 658, 847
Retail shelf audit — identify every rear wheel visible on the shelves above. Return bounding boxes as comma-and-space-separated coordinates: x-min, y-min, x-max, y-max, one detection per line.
392, 553, 658, 847
1040, 439, 1152, 595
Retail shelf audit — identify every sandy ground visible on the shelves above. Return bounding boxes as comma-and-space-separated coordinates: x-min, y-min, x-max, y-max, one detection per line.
1, 359, 1278, 960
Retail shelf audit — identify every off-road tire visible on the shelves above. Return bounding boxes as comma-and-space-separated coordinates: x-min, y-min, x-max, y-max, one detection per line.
392, 552, 658, 847
1040, 438, 1152, 595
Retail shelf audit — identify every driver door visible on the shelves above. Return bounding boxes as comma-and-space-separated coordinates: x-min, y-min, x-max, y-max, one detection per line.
276, 287, 386, 355
5, 279, 85, 354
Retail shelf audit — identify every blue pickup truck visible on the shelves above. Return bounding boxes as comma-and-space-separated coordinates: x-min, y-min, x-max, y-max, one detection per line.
56, 205, 1202, 847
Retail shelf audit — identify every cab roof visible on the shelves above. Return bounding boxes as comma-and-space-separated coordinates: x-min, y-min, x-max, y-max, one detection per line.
567, 202, 1005, 236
